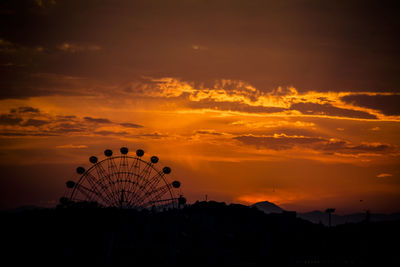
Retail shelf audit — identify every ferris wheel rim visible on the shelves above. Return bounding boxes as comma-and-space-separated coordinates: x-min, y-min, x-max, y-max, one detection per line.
70, 155, 173, 201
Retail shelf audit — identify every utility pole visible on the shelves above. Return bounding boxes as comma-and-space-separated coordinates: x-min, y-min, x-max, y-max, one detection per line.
325, 208, 335, 227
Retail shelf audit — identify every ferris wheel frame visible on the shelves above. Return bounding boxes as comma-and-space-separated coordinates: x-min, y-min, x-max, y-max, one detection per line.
59, 147, 186, 209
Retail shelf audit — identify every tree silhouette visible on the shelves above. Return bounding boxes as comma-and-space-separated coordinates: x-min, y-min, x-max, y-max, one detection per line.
365, 209, 371, 223
325, 208, 335, 227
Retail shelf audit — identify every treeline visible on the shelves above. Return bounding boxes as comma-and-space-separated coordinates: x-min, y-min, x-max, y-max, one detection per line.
1, 201, 399, 266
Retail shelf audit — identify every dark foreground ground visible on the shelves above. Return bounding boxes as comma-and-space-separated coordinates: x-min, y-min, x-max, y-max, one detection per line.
1, 201, 399, 267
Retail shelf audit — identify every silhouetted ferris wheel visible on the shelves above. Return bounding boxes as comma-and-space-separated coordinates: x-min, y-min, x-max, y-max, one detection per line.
59, 147, 186, 209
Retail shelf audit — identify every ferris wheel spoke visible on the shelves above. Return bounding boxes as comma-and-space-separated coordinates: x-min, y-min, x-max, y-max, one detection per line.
75, 183, 109, 206
93, 163, 111, 187
74, 185, 95, 202
127, 158, 139, 200
135, 183, 172, 207
117, 158, 126, 192
128, 158, 140, 179
126, 175, 155, 204
130, 163, 152, 198
130, 171, 163, 203
88, 171, 116, 203
119, 171, 134, 195
129, 181, 154, 204
106, 177, 123, 205
119, 157, 129, 184
128, 173, 142, 198
108, 158, 119, 182
118, 156, 127, 172
75, 183, 99, 197
123, 172, 136, 194
149, 171, 164, 186
139, 163, 154, 183
143, 171, 164, 193
107, 158, 123, 203
93, 163, 119, 203
124, 181, 141, 204
125, 159, 140, 196
84, 172, 114, 205
128, 158, 147, 198
98, 181, 115, 203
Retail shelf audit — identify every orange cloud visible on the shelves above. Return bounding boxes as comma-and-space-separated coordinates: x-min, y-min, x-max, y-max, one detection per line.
377, 173, 393, 178
121, 77, 400, 121
58, 42, 101, 53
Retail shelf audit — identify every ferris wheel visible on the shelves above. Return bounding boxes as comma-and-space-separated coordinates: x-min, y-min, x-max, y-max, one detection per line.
59, 147, 186, 209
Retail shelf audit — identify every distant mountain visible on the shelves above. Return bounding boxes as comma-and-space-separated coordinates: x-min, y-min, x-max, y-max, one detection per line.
250, 201, 284, 214
250, 201, 400, 226
296, 210, 334, 225
297, 210, 400, 226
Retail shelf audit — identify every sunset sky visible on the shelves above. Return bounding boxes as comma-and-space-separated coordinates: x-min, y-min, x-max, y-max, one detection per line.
1, 0, 399, 214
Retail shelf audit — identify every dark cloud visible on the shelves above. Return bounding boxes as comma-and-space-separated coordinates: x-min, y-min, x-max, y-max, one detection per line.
22, 118, 49, 127
234, 135, 324, 151
234, 134, 393, 154
0, 107, 46, 128
341, 94, 400, 116
350, 143, 389, 152
0, 72, 98, 100
187, 97, 380, 119
290, 102, 377, 119
83, 116, 112, 124
195, 130, 224, 136
119, 122, 143, 128
1, 0, 399, 100
188, 100, 286, 114
0, 109, 144, 136
56, 115, 76, 119
0, 131, 57, 137
316, 140, 390, 154
50, 122, 87, 134
139, 133, 164, 138
0, 38, 17, 53
0, 114, 23, 125
132, 132, 166, 139
10, 106, 40, 113
94, 130, 129, 136
55, 115, 77, 122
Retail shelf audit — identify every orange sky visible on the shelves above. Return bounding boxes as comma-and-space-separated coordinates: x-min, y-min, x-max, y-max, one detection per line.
1, 0, 399, 213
